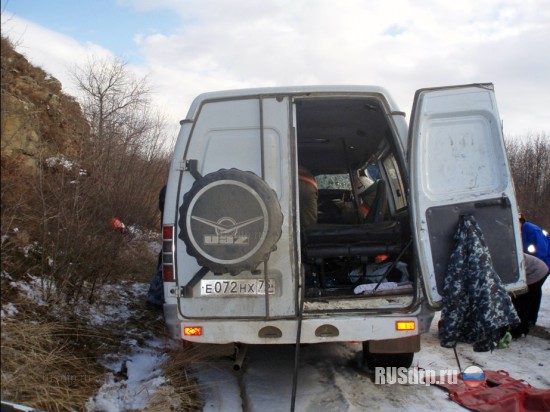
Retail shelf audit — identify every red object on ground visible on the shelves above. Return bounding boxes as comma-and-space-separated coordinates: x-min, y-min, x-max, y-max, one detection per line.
110, 217, 128, 234
436, 370, 550, 412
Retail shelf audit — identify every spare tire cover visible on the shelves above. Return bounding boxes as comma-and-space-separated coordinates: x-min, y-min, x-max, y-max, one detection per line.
179, 169, 283, 275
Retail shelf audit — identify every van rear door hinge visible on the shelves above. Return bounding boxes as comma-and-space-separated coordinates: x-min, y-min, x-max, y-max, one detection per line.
180, 159, 202, 180
179, 267, 209, 298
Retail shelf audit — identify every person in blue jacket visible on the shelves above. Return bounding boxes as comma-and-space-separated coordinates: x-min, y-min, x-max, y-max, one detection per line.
520, 214, 550, 270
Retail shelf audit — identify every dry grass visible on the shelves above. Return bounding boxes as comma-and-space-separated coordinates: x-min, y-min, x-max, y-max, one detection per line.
146, 342, 240, 411
1, 315, 107, 411
0, 236, 203, 412
0, 295, 207, 412
0, 244, 204, 411
146, 345, 205, 411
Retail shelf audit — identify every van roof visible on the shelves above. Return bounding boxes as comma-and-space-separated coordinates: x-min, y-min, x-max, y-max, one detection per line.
185, 85, 401, 120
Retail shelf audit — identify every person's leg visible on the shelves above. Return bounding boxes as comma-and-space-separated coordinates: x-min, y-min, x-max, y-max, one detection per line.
510, 292, 531, 338
528, 274, 549, 326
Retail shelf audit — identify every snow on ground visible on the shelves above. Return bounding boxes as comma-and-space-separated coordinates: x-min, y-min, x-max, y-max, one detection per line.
3, 276, 177, 412
195, 280, 550, 411
1, 302, 18, 318
198, 361, 243, 412
537, 277, 550, 329
7, 274, 52, 306
86, 341, 169, 412
3, 271, 549, 411
81, 282, 178, 412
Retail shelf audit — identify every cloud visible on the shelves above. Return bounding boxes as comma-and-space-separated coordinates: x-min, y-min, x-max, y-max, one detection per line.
3, 0, 550, 136
2, 14, 114, 97
129, 0, 550, 135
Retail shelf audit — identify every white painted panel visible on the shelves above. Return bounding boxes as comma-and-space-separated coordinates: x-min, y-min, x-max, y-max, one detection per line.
410, 84, 525, 307
177, 96, 295, 318
202, 129, 261, 175
421, 113, 505, 200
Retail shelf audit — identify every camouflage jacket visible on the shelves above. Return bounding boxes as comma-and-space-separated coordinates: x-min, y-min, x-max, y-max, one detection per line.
439, 215, 520, 352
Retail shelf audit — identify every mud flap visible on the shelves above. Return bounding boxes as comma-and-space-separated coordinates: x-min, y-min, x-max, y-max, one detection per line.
368, 335, 420, 353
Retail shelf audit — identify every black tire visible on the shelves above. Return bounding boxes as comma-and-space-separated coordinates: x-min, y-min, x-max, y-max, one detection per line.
362, 341, 414, 369
179, 169, 283, 275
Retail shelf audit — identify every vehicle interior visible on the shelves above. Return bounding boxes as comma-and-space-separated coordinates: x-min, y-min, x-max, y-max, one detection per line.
295, 96, 415, 299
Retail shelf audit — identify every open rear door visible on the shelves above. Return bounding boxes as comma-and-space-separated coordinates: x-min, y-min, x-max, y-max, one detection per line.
409, 84, 525, 308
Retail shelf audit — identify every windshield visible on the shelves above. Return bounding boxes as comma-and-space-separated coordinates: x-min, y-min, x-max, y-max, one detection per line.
315, 174, 351, 190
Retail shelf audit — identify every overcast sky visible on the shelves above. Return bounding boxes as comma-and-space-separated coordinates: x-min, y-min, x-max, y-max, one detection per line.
2, 0, 550, 140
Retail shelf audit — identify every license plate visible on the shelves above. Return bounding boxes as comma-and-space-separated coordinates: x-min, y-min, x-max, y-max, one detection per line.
200, 279, 276, 296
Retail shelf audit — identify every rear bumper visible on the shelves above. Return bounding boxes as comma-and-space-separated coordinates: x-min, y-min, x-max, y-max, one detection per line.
163, 303, 434, 344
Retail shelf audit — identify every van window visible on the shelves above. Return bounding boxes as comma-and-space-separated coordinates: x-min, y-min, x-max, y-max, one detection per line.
316, 174, 352, 190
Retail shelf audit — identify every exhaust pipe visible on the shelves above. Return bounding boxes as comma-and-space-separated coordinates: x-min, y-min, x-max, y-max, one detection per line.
233, 343, 248, 371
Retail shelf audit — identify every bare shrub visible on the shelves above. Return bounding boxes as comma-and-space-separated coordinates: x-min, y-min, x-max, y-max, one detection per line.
1, 156, 39, 275
2, 40, 169, 302
71, 56, 170, 229
506, 133, 550, 229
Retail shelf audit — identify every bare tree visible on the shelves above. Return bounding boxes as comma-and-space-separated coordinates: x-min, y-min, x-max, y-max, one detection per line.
71, 57, 150, 159
506, 133, 550, 229
71, 56, 171, 228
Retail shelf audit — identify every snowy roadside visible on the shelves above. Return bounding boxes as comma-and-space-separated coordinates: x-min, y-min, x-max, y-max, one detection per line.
196, 280, 550, 411
85, 340, 170, 411
82, 283, 170, 412
1, 274, 190, 412
2, 274, 549, 411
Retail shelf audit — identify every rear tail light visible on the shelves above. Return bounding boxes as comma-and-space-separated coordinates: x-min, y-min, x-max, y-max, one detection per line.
162, 225, 175, 282
396, 321, 416, 331
184, 326, 203, 336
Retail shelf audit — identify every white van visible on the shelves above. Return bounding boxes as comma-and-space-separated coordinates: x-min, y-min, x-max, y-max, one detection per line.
162, 84, 525, 368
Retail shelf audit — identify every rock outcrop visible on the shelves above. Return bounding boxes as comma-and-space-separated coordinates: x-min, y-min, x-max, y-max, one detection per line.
1, 36, 89, 170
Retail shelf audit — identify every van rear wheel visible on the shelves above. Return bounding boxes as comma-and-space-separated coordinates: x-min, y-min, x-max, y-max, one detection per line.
362, 341, 414, 369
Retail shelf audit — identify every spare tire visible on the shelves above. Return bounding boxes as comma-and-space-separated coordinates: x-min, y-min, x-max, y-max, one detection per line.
178, 169, 283, 275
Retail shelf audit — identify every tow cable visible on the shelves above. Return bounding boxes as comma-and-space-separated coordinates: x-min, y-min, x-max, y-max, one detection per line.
290, 267, 306, 412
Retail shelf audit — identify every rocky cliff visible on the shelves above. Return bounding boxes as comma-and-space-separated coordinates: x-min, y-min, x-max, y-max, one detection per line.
1, 36, 89, 170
